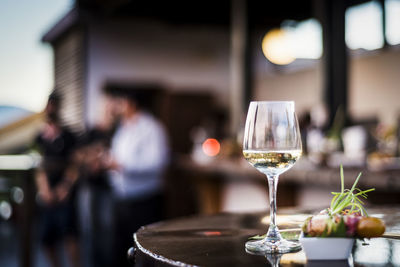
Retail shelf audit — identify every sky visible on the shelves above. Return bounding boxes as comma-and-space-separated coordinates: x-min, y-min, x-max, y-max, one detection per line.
0, 0, 73, 112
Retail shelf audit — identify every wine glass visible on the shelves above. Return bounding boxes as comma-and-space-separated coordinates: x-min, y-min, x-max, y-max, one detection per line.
243, 101, 302, 253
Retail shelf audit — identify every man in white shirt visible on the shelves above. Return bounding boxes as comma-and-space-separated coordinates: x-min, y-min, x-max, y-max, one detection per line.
109, 102, 169, 199
104, 85, 169, 267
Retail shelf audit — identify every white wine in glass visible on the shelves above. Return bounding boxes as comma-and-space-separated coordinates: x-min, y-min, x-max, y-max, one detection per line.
243, 101, 302, 253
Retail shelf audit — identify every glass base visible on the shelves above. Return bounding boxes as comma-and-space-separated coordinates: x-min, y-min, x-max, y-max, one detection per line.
245, 238, 302, 254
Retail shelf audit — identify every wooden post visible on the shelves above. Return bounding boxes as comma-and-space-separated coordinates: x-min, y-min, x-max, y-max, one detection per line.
378, 0, 388, 47
314, 0, 348, 126
20, 169, 35, 267
230, 0, 251, 136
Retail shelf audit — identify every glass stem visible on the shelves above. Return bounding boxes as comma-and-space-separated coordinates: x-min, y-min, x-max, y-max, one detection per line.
266, 174, 282, 242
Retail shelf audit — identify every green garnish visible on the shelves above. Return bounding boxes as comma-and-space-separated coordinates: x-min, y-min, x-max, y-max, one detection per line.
320, 217, 346, 237
280, 231, 300, 240
248, 234, 266, 240
329, 165, 374, 216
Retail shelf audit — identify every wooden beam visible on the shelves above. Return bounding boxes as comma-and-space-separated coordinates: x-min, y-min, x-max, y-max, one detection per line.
378, 0, 388, 47
315, 0, 348, 126
230, 0, 251, 136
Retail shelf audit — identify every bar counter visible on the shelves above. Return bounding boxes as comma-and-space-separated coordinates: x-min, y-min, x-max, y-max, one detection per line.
171, 157, 400, 214
177, 157, 400, 190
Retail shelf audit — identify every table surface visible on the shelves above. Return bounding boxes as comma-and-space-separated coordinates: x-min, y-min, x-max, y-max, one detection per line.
133, 207, 400, 267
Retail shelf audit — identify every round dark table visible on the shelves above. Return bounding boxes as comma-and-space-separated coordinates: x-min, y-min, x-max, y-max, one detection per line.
132, 207, 400, 266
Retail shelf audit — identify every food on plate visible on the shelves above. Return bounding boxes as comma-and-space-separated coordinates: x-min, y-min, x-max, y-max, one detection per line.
302, 166, 385, 238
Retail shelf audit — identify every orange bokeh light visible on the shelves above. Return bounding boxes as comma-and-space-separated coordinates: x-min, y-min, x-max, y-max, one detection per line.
203, 231, 222, 236
202, 138, 220, 157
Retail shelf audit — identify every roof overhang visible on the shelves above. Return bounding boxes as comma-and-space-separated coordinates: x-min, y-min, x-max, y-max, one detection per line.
42, 8, 79, 43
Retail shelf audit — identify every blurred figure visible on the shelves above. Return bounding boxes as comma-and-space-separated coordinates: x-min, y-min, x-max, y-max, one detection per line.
75, 98, 115, 267
34, 92, 81, 267
104, 86, 169, 267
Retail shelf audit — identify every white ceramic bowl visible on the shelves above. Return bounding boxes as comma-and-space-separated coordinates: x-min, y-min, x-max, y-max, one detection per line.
299, 233, 354, 260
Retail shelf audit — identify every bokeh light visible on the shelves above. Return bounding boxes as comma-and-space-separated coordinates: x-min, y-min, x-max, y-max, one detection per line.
262, 28, 295, 65
0, 201, 12, 220
261, 19, 322, 65
202, 138, 221, 157
11, 187, 24, 204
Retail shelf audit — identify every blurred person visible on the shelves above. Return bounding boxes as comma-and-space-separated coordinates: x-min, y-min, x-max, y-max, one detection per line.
34, 92, 81, 267
103, 86, 169, 267
75, 98, 115, 267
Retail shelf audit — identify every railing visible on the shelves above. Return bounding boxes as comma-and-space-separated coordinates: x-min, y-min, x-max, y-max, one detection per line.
0, 154, 40, 267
